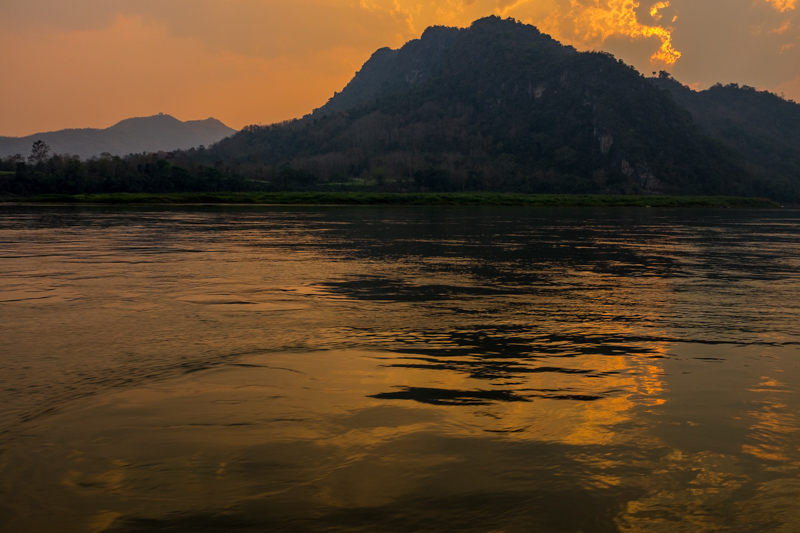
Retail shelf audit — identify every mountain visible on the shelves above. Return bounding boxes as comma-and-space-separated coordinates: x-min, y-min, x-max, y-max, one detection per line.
0, 114, 237, 160
649, 74, 800, 199
202, 16, 784, 197
6, 17, 799, 200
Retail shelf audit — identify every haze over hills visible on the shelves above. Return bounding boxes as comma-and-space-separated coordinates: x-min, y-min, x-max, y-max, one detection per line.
0, 114, 237, 160
200, 16, 800, 199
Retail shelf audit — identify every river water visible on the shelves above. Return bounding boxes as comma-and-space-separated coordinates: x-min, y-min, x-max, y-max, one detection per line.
1, 205, 799, 532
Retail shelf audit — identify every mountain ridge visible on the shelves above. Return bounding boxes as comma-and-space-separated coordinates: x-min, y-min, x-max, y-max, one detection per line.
0, 114, 237, 160
4, 17, 799, 201
649, 74, 800, 196
204, 16, 765, 197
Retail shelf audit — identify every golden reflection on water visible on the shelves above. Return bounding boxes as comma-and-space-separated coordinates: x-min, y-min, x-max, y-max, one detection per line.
3, 207, 800, 532
1, 341, 676, 532
88, 512, 124, 533
7, 289, 787, 531
615, 343, 800, 532
743, 376, 799, 463
13, 341, 798, 532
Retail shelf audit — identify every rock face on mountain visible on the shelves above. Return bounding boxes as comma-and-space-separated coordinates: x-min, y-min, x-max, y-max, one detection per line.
0, 115, 236, 160
202, 16, 798, 199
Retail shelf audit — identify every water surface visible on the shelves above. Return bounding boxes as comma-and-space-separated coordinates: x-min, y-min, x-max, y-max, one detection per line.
1, 206, 799, 532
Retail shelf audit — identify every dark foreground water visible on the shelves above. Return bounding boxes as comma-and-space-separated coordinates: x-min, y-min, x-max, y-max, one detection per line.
1, 205, 799, 532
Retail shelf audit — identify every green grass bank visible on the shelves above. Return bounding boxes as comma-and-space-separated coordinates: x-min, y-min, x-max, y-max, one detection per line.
1, 192, 781, 208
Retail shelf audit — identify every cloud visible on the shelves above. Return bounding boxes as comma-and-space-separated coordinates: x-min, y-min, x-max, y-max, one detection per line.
136, 0, 414, 57
771, 20, 793, 34
1, 0, 419, 58
766, 0, 796, 12
1, 0, 800, 135
535, 0, 680, 64
348, 0, 682, 64
0, 0, 120, 31
658, 1, 799, 90
2, 0, 682, 64
0, 14, 362, 135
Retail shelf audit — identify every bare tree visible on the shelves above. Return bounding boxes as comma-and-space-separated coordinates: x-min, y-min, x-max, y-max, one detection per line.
28, 140, 50, 164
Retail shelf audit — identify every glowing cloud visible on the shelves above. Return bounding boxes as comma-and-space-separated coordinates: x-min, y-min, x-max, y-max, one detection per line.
3, 0, 800, 136
766, 0, 796, 12
772, 20, 792, 34
542, 0, 681, 64
649, 1, 670, 21
374, 0, 683, 65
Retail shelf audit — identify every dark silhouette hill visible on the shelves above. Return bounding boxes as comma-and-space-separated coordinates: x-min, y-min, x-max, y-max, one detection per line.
649, 74, 800, 199
0, 114, 236, 160
203, 16, 792, 197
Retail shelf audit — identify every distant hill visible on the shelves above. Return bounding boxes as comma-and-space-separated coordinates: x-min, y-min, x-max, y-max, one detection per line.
0, 115, 237, 160
202, 16, 788, 197
650, 74, 800, 199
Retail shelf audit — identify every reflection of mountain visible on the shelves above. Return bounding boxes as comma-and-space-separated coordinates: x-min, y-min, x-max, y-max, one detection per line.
289, 207, 800, 451
0, 114, 236, 159
284, 208, 800, 529
294, 209, 679, 443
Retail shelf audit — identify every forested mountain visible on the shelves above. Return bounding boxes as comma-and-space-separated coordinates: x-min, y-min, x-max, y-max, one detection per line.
650, 74, 800, 199
4, 17, 800, 200
200, 16, 787, 197
0, 115, 236, 160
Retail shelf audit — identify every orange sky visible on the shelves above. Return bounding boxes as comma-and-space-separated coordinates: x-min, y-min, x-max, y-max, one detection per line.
1, 0, 798, 136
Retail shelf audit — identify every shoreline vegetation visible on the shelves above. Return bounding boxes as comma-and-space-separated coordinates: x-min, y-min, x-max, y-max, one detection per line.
0, 192, 781, 208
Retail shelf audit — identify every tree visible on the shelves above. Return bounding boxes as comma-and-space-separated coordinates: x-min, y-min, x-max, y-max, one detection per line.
28, 140, 50, 164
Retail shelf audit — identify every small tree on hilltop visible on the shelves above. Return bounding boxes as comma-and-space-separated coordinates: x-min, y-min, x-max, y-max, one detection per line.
28, 140, 50, 164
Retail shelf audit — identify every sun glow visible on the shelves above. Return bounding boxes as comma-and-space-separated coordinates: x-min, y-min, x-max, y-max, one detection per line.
566, 0, 681, 64
355, 0, 684, 66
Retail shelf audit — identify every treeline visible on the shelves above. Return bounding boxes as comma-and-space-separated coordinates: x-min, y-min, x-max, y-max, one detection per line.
0, 146, 475, 197
0, 150, 255, 197
3, 142, 574, 197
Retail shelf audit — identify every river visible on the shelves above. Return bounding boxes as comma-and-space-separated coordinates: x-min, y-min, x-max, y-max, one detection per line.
1, 205, 799, 532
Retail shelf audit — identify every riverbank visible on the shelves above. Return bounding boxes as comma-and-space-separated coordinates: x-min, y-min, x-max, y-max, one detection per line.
0, 192, 782, 208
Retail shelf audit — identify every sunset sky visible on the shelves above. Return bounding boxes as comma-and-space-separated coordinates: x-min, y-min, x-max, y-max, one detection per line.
1, 0, 799, 137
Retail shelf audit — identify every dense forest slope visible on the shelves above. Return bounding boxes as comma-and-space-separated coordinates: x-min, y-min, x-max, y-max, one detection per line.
0, 115, 236, 159
203, 16, 790, 197
650, 74, 800, 199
